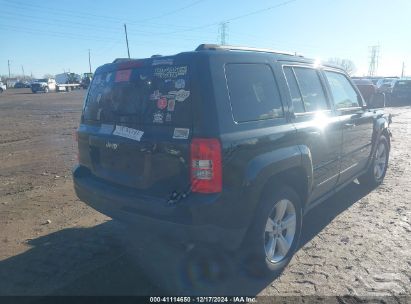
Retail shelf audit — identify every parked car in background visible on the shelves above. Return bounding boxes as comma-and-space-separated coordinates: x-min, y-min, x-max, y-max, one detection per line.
376, 77, 398, 93
31, 78, 57, 93
391, 79, 411, 103
73, 44, 391, 276
352, 78, 378, 103
0, 81, 6, 93
14, 82, 29, 88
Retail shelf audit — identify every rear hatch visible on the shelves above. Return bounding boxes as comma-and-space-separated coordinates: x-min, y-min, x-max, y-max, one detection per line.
78, 58, 194, 198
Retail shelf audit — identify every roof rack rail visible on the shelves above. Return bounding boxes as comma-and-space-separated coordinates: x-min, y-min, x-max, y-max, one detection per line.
112, 58, 133, 63
195, 44, 302, 57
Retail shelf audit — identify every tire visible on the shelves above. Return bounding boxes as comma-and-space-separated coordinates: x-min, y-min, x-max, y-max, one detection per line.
0, 88, 3, 93
241, 184, 302, 277
358, 135, 389, 188
44, 87, 49, 93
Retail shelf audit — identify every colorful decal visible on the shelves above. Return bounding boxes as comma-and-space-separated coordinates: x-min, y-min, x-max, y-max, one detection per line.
115, 69, 132, 82
165, 113, 172, 122
153, 112, 164, 124
152, 58, 174, 66
113, 125, 144, 141
167, 99, 176, 111
139, 74, 147, 81
149, 90, 161, 101
175, 79, 185, 89
173, 128, 190, 139
154, 66, 187, 79
157, 98, 167, 110
169, 89, 190, 102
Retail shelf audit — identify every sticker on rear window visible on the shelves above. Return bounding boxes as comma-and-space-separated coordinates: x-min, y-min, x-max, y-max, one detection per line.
169, 89, 190, 102
150, 90, 161, 101
157, 98, 167, 110
113, 125, 144, 141
153, 112, 164, 124
167, 99, 175, 111
154, 66, 187, 79
173, 128, 189, 139
115, 69, 132, 82
175, 79, 185, 89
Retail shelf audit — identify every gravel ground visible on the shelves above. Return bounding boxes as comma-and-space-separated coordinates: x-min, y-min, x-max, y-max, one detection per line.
0, 88, 410, 299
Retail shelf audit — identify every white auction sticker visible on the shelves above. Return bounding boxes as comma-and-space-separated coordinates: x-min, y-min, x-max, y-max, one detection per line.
173, 128, 190, 139
113, 125, 144, 141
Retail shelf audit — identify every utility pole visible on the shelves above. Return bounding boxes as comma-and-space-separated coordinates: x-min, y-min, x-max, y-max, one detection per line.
124, 24, 130, 58
368, 45, 380, 77
21, 65, 25, 79
218, 22, 229, 45
401, 61, 405, 78
8, 60, 11, 78
88, 49, 92, 74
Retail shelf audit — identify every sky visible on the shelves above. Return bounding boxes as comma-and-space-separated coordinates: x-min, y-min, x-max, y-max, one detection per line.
0, 0, 410, 78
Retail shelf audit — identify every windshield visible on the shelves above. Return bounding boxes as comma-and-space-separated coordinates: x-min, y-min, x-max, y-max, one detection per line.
37, 79, 48, 82
84, 65, 192, 126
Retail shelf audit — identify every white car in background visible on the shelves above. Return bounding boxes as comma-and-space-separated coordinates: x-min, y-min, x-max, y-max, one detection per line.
0, 81, 6, 93
31, 78, 57, 93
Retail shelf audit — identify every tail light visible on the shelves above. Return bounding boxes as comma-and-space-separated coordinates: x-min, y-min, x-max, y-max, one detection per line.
190, 138, 222, 193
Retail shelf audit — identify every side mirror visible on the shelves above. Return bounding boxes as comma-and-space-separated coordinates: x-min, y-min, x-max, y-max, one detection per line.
368, 92, 385, 109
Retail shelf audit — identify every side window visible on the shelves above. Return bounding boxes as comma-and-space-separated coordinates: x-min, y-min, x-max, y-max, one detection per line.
325, 71, 360, 109
283, 67, 305, 113
293, 67, 329, 112
225, 64, 283, 122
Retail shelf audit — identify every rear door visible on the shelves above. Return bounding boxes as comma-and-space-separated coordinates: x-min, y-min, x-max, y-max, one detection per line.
78, 59, 195, 198
323, 70, 374, 184
284, 65, 343, 202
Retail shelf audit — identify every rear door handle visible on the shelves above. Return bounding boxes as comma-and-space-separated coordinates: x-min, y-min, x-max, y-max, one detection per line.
344, 123, 356, 129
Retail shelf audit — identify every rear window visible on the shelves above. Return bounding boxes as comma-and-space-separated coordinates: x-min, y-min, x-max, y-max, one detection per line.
225, 63, 283, 123
83, 64, 191, 126
292, 67, 329, 112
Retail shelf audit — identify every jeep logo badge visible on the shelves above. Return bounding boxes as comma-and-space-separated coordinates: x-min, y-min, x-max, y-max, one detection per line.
105, 142, 118, 150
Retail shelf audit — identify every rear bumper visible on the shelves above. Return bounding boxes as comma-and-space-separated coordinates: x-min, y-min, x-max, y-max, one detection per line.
73, 165, 246, 250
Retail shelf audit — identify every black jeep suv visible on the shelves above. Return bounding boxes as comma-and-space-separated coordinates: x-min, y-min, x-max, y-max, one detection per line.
73, 44, 391, 275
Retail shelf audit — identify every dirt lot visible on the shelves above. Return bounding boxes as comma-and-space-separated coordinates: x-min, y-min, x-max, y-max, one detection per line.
0, 88, 410, 298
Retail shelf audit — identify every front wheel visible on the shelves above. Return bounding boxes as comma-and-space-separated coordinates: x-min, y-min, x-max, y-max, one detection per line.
242, 185, 302, 277
359, 135, 389, 187
44, 87, 49, 93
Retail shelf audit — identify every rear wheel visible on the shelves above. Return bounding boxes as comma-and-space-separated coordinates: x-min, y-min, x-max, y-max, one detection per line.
359, 135, 389, 187
242, 185, 302, 277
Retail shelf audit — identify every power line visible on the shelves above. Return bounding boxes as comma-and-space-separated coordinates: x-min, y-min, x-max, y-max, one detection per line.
2, 0, 203, 30
164, 0, 298, 35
